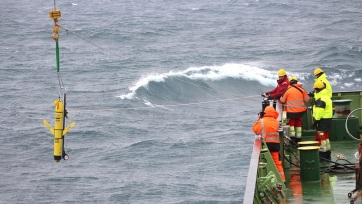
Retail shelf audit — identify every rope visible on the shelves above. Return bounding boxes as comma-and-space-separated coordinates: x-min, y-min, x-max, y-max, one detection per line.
48, 26, 262, 112
283, 142, 301, 168
55, 25, 265, 110
283, 155, 300, 168
323, 158, 355, 173
56, 26, 263, 102
67, 95, 260, 113
49, 4, 64, 97
282, 147, 344, 173
59, 25, 126, 59
54, 23, 268, 114
282, 144, 357, 174
57, 72, 65, 95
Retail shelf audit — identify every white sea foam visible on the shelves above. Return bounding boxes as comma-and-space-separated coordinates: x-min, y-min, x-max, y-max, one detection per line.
344, 82, 354, 87
142, 99, 173, 110
117, 63, 311, 100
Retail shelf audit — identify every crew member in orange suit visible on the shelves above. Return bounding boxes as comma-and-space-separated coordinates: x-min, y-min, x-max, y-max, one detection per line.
252, 106, 285, 182
280, 76, 310, 144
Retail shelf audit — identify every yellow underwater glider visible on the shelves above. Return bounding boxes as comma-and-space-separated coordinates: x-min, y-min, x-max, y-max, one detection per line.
43, 98, 75, 162
44, 6, 76, 162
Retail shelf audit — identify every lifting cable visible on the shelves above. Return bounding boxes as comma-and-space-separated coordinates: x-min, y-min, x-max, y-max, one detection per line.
50, 15, 266, 114
67, 95, 260, 114
58, 25, 261, 104
54, 10, 311, 116
59, 25, 126, 59
44, 0, 76, 163
49, 0, 65, 97
53, 25, 262, 113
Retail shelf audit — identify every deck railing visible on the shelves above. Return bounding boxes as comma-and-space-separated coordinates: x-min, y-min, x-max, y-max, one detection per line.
243, 135, 261, 204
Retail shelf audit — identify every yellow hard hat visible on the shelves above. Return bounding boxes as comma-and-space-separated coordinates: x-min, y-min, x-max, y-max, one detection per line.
313, 81, 325, 89
314, 67, 323, 76
278, 69, 286, 76
289, 76, 298, 82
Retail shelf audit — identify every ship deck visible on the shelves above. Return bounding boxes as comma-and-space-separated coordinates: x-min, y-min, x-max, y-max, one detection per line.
285, 140, 361, 204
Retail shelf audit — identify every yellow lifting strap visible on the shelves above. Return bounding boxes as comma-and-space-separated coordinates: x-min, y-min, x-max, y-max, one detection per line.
49, 9, 61, 41
49, 9, 61, 19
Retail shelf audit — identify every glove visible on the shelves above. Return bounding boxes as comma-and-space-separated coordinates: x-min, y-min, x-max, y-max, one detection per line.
261, 93, 268, 97
311, 120, 319, 129
258, 111, 264, 118
308, 91, 314, 97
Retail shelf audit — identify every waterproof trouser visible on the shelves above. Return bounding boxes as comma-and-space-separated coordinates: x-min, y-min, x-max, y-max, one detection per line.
315, 131, 331, 152
271, 151, 285, 182
287, 118, 302, 139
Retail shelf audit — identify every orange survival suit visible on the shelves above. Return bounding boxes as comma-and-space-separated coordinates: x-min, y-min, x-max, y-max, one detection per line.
252, 106, 285, 182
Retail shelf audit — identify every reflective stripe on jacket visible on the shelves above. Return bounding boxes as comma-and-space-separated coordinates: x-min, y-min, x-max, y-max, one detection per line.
252, 117, 280, 143
280, 83, 310, 114
313, 88, 333, 131
313, 89, 333, 120
314, 73, 332, 98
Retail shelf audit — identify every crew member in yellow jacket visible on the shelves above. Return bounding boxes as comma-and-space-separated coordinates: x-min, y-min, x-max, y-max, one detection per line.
309, 67, 333, 98
312, 81, 332, 160
252, 106, 285, 182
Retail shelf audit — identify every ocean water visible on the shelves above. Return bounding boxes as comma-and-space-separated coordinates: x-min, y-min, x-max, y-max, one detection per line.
1, 0, 362, 203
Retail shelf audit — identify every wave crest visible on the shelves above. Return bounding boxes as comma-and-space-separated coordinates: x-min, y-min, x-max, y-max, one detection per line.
118, 63, 282, 100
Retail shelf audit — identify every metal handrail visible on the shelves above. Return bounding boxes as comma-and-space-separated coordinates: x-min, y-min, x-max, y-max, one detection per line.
243, 135, 262, 204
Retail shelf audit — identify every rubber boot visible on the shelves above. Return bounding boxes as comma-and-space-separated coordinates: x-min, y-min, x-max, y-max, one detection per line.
290, 137, 297, 146
319, 151, 326, 162
319, 151, 331, 161
325, 150, 331, 160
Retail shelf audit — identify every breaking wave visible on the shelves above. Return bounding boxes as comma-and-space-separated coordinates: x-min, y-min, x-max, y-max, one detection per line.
117, 63, 362, 106
118, 64, 306, 98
